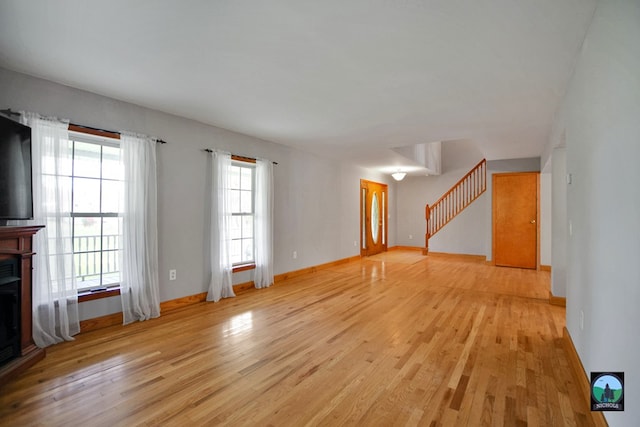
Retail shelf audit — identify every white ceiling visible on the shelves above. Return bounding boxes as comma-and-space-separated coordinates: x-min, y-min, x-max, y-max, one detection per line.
0, 0, 596, 175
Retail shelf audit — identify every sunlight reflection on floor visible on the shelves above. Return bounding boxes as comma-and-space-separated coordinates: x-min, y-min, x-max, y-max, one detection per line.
222, 311, 253, 338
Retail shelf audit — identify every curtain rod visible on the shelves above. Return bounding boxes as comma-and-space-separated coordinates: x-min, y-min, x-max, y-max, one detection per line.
0, 109, 20, 117
1, 109, 167, 144
69, 123, 167, 144
204, 148, 278, 165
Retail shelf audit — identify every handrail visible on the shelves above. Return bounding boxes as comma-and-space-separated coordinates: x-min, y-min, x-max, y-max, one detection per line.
424, 159, 486, 254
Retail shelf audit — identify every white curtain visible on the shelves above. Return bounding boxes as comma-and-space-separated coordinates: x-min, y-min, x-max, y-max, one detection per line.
119, 133, 160, 324
254, 158, 274, 288
208, 151, 235, 302
18, 112, 80, 347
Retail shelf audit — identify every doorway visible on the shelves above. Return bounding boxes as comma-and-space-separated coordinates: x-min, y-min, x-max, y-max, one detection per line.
492, 172, 539, 269
360, 180, 388, 257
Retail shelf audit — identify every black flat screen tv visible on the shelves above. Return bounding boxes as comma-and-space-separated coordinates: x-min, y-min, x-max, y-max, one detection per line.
0, 114, 33, 225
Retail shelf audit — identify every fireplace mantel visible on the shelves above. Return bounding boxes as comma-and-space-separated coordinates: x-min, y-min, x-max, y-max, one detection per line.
0, 225, 45, 384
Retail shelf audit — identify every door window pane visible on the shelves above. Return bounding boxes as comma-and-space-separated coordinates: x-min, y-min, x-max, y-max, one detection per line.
382, 191, 386, 245
371, 192, 379, 244
362, 188, 366, 249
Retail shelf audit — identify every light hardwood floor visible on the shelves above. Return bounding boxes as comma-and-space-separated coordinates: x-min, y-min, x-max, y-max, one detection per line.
0, 252, 592, 426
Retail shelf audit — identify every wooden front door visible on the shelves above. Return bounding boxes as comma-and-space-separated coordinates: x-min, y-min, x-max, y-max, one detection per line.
492, 172, 538, 269
360, 180, 388, 256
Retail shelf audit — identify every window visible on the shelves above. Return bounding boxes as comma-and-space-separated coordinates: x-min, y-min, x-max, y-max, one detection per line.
229, 160, 255, 265
68, 131, 123, 291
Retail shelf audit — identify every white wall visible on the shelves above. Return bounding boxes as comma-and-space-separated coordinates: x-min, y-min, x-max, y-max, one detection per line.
0, 67, 395, 321
396, 140, 486, 254
396, 140, 543, 261
546, 1, 640, 425
551, 147, 567, 297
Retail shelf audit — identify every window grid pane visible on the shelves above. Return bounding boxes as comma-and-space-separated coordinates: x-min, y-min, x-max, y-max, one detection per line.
240, 190, 252, 213
230, 163, 255, 265
230, 216, 241, 240
102, 145, 122, 180
73, 177, 101, 213
230, 189, 241, 213
240, 167, 252, 191
73, 141, 101, 178
242, 215, 253, 238
230, 239, 242, 265
69, 135, 123, 291
242, 238, 253, 263
231, 213, 254, 264
229, 166, 240, 189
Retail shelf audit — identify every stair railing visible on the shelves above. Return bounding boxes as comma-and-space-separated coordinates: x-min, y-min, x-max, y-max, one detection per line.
424, 159, 486, 254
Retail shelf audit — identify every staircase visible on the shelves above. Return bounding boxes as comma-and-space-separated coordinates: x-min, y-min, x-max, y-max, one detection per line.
423, 159, 486, 254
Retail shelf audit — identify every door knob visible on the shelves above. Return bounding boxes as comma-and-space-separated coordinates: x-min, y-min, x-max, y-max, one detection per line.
530, 219, 536, 224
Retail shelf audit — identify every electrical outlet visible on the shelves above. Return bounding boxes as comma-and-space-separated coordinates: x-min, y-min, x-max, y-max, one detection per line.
409, 234, 413, 240
169, 269, 176, 281
353, 240, 357, 247
580, 310, 584, 330
292, 251, 297, 259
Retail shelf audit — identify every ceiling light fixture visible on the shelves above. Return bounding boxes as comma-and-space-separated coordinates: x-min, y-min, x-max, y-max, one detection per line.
391, 171, 407, 181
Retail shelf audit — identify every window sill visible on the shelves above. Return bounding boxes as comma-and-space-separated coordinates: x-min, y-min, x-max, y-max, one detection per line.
78, 287, 121, 303
233, 263, 256, 273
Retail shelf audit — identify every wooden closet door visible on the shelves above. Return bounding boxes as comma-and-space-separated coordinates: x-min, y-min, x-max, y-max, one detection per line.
493, 173, 538, 269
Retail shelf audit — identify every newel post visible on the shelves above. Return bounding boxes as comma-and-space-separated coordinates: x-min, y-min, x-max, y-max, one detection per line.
423, 204, 430, 255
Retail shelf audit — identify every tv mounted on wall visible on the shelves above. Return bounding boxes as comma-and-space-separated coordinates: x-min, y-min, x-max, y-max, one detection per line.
0, 114, 33, 226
